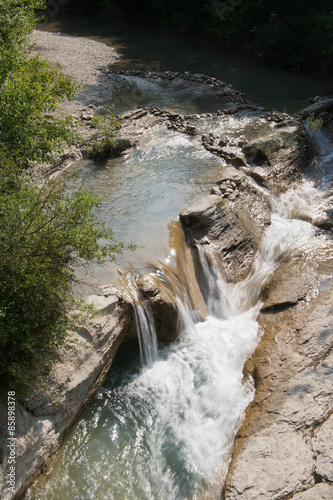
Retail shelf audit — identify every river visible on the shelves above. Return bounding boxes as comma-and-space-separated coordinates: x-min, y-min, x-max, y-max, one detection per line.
40, 15, 332, 114
27, 16, 333, 500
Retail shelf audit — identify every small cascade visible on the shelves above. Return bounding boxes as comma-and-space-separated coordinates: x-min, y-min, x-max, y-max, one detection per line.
133, 303, 158, 368
27, 120, 333, 500
238, 213, 317, 310
195, 243, 238, 319
120, 271, 159, 368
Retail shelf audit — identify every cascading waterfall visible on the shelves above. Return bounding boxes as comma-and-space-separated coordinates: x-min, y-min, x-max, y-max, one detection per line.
195, 243, 239, 319
27, 125, 333, 500
133, 304, 158, 368
119, 271, 159, 368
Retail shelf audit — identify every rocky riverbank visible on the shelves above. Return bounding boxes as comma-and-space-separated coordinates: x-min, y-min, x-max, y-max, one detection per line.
0, 30, 332, 500
223, 100, 333, 500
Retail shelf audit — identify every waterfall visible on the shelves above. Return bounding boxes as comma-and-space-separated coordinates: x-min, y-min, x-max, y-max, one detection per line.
195, 243, 239, 319
120, 271, 159, 368
133, 303, 158, 368
28, 129, 333, 500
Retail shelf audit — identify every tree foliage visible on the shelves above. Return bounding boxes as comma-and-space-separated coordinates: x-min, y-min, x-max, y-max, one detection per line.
0, 0, 129, 398
0, 158, 127, 396
63, 0, 333, 70
0, 0, 79, 169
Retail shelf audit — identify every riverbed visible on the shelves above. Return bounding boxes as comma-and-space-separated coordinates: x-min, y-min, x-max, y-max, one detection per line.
25, 21, 333, 500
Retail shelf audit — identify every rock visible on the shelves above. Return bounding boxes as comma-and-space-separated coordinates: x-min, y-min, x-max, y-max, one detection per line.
260, 261, 316, 312
240, 166, 268, 187
229, 155, 247, 168
243, 134, 284, 164
211, 186, 221, 195
216, 166, 245, 186
225, 430, 314, 500
218, 137, 229, 147
136, 276, 180, 342
179, 180, 271, 282
300, 98, 333, 119
312, 416, 333, 482
224, 286, 333, 500
241, 123, 313, 194
120, 108, 149, 120
114, 137, 136, 151
290, 483, 333, 500
0, 294, 134, 499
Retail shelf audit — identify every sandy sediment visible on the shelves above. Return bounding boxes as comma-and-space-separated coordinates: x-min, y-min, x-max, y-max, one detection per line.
32, 30, 119, 114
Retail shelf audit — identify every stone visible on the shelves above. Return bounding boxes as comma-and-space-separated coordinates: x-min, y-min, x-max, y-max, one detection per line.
211, 186, 221, 195
229, 155, 247, 168
289, 483, 333, 499
243, 134, 284, 164
260, 260, 316, 312
225, 430, 314, 500
216, 166, 245, 186
0, 293, 134, 499
114, 138, 135, 151
312, 416, 333, 482
224, 285, 333, 500
136, 276, 180, 342
179, 180, 271, 282
300, 98, 333, 119
218, 137, 229, 147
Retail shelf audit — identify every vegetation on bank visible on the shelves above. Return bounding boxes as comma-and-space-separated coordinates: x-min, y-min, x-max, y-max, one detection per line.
0, 0, 126, 399
63, 0, 333, 71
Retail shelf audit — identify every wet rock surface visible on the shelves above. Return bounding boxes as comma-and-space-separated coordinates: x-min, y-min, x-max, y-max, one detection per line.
135, 275, 180, 342
179, 174, 272, 282
0, 289, 134, 500
224, 286, 333, 500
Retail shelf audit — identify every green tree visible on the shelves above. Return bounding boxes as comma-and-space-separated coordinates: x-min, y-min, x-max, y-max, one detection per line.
0, 1, 132, 398
0, 157, 129, 397
0, 0, 79, 169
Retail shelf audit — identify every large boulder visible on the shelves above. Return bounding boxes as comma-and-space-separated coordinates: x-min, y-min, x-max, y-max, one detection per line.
179, 174, 271, 283
0, 290, 134, 500
224, 286, 333, 500
241, 121, 313, 194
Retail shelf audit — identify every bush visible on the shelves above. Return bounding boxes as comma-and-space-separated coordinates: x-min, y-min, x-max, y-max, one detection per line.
0, 1, 134, 398
0, 1, 79, 169
87, 110, 120, 158
0, 158, 132, 398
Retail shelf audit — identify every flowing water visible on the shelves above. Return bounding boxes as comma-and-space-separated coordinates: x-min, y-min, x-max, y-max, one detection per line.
70, 113, 269, 288
27, 130, 333, 499
27, 18, 333, 499
40, 16, 332, 113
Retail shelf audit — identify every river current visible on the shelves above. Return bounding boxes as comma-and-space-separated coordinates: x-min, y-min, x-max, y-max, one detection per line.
27, 19, 333, 500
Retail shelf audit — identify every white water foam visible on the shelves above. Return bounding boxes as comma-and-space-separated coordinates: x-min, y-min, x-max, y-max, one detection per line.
27, 128, 333, 500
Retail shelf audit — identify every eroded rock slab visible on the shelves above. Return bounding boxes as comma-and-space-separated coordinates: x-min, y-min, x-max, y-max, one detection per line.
0, 291, 134, 500
179, 174, 271, 282
224, 286, 333, 500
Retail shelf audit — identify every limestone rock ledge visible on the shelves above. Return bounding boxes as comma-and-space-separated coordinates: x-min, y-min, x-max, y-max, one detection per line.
0, 289, 134, 500
179, 172, 272, 284
223, 286, 333, 500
